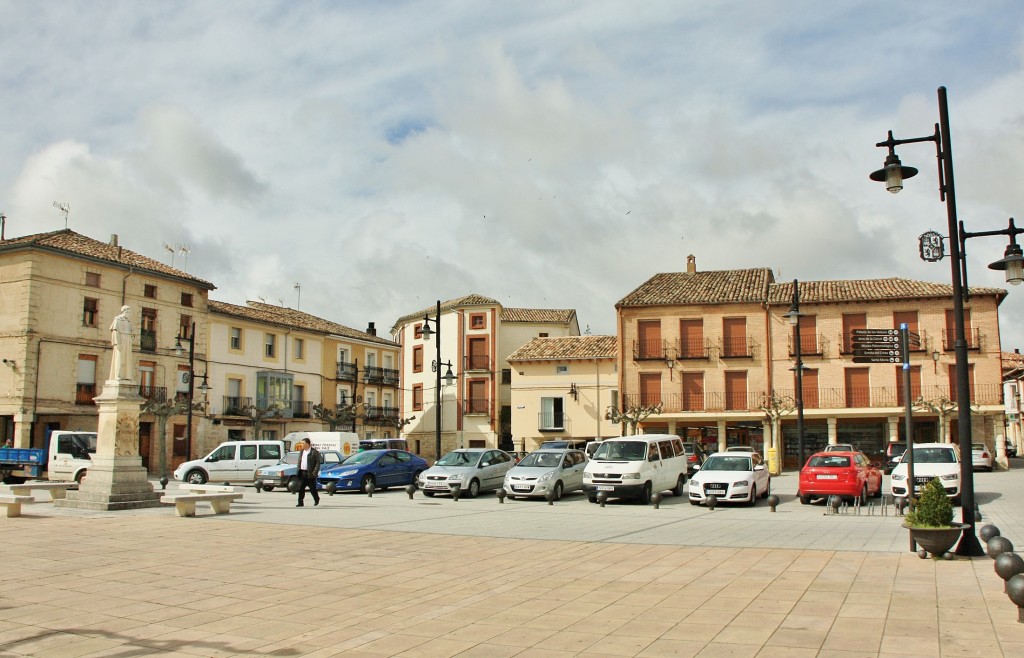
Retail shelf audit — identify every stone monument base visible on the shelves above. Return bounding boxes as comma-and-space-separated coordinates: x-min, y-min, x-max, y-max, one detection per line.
54, 455, 162, 511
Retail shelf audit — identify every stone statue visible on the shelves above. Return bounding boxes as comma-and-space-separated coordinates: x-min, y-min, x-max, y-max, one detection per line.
109, 305, 134, 381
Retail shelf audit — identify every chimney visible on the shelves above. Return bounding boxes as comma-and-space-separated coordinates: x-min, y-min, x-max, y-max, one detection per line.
367, 322, 376, 336
686, 254, 696, 275
110, 234, 119, 247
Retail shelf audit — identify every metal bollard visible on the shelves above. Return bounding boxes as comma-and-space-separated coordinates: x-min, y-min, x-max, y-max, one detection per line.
988, 536, 1014, 559
767, 494, 779, 512
1007, 574, 1024, 622
597, 491, 608, 508
706, 494, 718, 511
405, 483, 416, 500
545, 490, 555, 506
980, 524, 1001, 543
252, 478, 262, 494
326, 481, 338, 496
651, 492, 661, 509
365, 480, 375, 497
995, 552, 1024, 593
451, 483, 462, 502
496, 488, 506, 504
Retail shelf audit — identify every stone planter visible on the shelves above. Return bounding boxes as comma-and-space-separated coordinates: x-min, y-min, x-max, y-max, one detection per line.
902, 523, 967, 557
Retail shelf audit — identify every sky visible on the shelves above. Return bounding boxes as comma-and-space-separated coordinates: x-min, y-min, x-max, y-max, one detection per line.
3, 1, 1024, 348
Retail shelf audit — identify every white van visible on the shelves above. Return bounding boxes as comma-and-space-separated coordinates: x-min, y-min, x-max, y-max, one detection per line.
173, 440, 286, 485
286, 431, 360, 459
48, 431, 97, 482
582, 434, 688, 504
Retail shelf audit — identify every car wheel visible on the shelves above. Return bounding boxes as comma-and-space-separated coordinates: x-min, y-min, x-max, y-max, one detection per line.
75, 469, 88, 484
466, 479, 480, 498
799, 494, 810, 505
747, 485, 757, 507
671, 475, 685, 497
872, 480, 882, 498
262, 485, 275, 492
185, 470, 207, 485
423, 490, 435, 497
859, 485, 868, 506
638, 482, 652, 505
689, 499, 700, 506
553, 481, 563, 501
362, 475, 376, 492
762, 479, 771, 499
412, 470, 422, 485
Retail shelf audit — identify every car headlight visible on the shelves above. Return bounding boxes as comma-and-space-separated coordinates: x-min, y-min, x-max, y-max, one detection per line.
621, 472, 640, 480
735, 480, 748, 487
539, 472, 553, 482
338, 469, 358, 477
941, 473, 959, 481
891, 473, 905, 481
448, 474, 464, 482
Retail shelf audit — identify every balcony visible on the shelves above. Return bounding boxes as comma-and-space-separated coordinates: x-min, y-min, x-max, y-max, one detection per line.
771, 384, 1002, 409
675, 338, 711, 360
464, 355, 492, 372
222, 396, 253, 416
290, 400, 312, 419
625, 391, 768, 413
720, 337, 757, 359
337, 361, 357, 381
942, 328, 982, 351
364, 405, 400, 424
75, 383, 96, 405
788, 333, 825, 357
538, 412, 571, 432
463, 399, 491, 416
138, 385, 168, 403
382, 368, 399, 386
256, 396, 294, 419
139, 329, 157, 353
633, 339, 667, 361
363, 366, 386, 384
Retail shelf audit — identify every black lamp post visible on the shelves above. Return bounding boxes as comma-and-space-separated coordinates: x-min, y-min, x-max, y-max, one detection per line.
420, 301, 456, 462
174, 322, 208, 462
870, 86, 1024, 556
785, 279, 806, 470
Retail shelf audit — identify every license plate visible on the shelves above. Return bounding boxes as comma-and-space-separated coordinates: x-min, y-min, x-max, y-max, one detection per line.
512, 485, 532, 491
596, 485, 615, 491
425, 483, 449, 490
817, 474, 838, 480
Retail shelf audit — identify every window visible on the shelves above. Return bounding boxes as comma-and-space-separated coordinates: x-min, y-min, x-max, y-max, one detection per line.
792, 315, 818, 356
76, 355, 97, 404
467, 337, 489, 370
722, 318, 747, 357
178, 315, 192, 339
141, 308, 157, 332
681, 372, 704, 411
240, 444, 258, 460
539, 332, 549, 338
540, 397, 564, 430
180, 292, 193, 307
258, 444, 282, 459
679, 319, 704, 358
85, 272, 100, 287
412, 384, 423, 411
842, 313, 867, 354
724, 371, 747, 410
414, 323, 423, 339
637, 320, 662, 359
556, 365, 568, 374
138, 361, 156, 397
144, 284, 157, 299
229, 327, 242, 350
256, 371, 293, 409
141, 309, 157, 353
470, 313, 486, 329
294, 338, 304, 360
501, 368, 512, 384
413, 346, 423, 373
265, 333, 276, 358
639, 372, 661, 406
338, 389, 350, 406
83, 298, 98, 327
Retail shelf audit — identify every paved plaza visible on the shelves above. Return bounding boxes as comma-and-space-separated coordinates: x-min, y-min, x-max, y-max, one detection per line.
2, 466, 1024, 657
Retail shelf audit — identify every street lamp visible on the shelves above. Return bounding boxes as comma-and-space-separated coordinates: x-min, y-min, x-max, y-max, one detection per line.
870, 86, 1023, 556
784, 279, 806, 471
420, 301, 457, 462
174, 322, 208, 462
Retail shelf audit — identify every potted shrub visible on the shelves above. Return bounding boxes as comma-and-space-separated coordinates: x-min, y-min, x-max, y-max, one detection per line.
902, 477, 965, 557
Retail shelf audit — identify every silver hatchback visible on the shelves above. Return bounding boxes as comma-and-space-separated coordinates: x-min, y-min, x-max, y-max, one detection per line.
503, 449, 587, 500
418, 448, 515, 498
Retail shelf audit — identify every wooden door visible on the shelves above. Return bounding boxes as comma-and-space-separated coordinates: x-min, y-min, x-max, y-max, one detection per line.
637, 320, 662, 359
842, 313, 866, 354
845, 368, 870, 407
639, 373, 661, 407
722, 318, 747, 357
681, 372, 704, 411
724, 371, 747, 410
800, 368, 819, 409
679, 319, 703, 358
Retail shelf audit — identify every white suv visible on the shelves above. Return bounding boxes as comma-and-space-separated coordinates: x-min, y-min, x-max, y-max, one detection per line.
889, 442, 961, 505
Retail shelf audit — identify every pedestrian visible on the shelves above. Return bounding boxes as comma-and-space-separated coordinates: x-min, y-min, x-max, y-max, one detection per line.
295, 439, 322, 507
1, 438, 12, 449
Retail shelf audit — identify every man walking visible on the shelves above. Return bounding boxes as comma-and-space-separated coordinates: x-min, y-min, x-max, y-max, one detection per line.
296, 439, 322, 507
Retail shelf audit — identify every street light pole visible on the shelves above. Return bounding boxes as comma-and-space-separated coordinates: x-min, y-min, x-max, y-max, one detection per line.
175, 321, 207, 464
421, 301, 455, 462
786, 280, 806, 470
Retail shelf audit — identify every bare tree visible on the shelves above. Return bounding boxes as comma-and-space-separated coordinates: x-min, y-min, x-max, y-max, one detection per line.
241, 401, 285, 440
759, 393, 796, 452
605, 402, 664, 436
142, 396, 192, 479
913, 395, 979, 444
312, 402, 362, 432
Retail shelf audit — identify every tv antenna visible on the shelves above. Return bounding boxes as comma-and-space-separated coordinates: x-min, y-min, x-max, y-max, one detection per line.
162, 242, 176, 267
177, 243, 190, 271
294, 282, 301, 310
53, 201, 69, 228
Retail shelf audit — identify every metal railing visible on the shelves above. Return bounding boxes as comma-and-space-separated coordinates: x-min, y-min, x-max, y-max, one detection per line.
139, 329, 157, 353
464, 355, 492, 372
942, 327, 982, 351
337, 361, 357, 381
721, 337, 757, 359
139, 385, 168, 402
75, 383, 96, 405
222, 396, 253, 416
675, 338, 711, 360
633, 339, 667, 361
464, 399, 491, 416
788, 333, 826, 357
537, 413, 571, 432
291, 400, 312, 418
363, 366, 386, 384
771, 384, 1002, 409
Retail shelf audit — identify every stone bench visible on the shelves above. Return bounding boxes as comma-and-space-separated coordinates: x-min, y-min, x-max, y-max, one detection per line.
0, 495, 35, 518
0, 481, 78, 501
161, 493, 243, 517
176, 483, 242, 495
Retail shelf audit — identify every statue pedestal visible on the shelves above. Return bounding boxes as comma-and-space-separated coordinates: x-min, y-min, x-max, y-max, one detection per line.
55, 379, 162, 511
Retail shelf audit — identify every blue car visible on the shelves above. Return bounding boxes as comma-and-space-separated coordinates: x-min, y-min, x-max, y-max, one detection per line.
317, 449, 428, 492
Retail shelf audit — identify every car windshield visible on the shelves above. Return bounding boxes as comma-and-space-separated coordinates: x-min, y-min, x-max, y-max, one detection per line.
344, 451, 380, 466
436, 451, 480, 467
808, 455, 850, 468
593, 441, 647, 461
282, 451, 300, 465
701, 455, 752, 471
518, 452, 563, 468
911, 447, 957, 463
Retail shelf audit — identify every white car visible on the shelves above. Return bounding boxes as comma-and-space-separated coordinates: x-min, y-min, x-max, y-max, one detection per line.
417, 448, 515, 498
971, 443, 994, 472
503, 449, 587, 500
889, 443, 961, 505
688, 452, 771, 506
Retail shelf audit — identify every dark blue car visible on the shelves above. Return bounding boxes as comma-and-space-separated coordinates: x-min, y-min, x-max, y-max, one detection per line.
317, 449, 428, 492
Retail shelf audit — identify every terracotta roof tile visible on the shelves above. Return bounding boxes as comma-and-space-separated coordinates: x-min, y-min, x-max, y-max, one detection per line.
392, 293, 500, 327
209, 300, 398, 346
617, 268, 774, 307
508, 336, 617, 362
0, 229, 215, 289
768, 278, 1007, 305
500, 308, 577, 324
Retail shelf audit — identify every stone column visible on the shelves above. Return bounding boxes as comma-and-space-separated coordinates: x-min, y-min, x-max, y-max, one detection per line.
717, 420, 727, 452
12, 412, 34, 449
55, 379, 162, 511
828, 417, 838, 445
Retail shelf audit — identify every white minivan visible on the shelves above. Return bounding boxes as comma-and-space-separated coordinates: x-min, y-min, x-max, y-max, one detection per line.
174, 440, 286, 485
582, 434, 688, 504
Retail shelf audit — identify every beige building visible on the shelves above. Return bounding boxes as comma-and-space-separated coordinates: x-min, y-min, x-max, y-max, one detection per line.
204, 302, 400, 450
392, 294, 579, 459
617, 256, 1007, 470
0, 229, 214, 474
508, 335, 618, 451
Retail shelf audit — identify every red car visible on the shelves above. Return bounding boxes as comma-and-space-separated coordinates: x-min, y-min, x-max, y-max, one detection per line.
798, 451, 883, 505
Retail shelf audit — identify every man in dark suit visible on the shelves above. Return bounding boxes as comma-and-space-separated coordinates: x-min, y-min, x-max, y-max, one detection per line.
296, 439, 322, 507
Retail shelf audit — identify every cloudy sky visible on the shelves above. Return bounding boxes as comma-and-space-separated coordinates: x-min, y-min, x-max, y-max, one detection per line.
3, 1, 1024, 347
